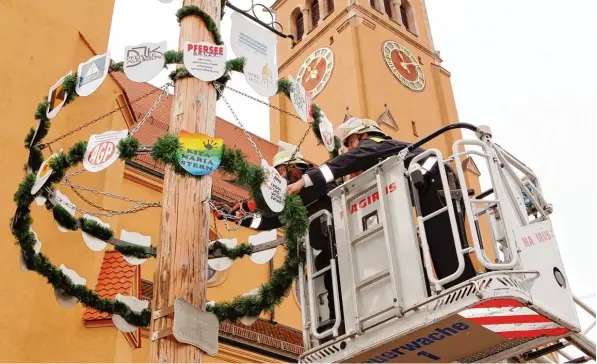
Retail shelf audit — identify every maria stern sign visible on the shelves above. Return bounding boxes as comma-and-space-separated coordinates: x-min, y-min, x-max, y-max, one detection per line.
177, 131, 223, 176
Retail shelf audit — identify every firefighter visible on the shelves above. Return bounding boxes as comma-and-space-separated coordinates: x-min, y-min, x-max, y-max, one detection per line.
216, 142, 345, 336
286, 118, 477, 289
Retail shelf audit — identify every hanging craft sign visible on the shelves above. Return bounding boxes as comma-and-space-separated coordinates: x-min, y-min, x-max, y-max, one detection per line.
288, 75, 308, 122
230, 12, 278, 97
120, 230, 152, 266
183, 41, 227, 81
83, 129, 128, 173
46, 71, 72, 119
248, 230, 277, 265
260, 159, 287, 213
76, 51, 111, 97
54, 264, 86, 308
124, 41, 166, 82
319, 111, 335, 152
177, 131, 223, 176
81, 214, 109, 252
113, 294, 149, 333
208, 238, 237, 272
31, 149, 62, 195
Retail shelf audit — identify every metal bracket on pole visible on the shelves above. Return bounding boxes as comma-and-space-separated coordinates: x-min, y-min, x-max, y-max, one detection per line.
225, 1, 295, 45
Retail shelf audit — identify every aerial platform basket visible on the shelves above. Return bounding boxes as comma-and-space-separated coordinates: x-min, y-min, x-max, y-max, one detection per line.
297, 123, 594, 363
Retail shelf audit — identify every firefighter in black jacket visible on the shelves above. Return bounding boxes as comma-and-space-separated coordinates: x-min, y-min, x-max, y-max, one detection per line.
216, 142, 344, 336
287, 118, 477, 289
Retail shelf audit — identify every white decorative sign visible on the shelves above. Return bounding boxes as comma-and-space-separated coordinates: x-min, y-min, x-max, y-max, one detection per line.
52, 189, 76, 233
46, 71, 72, 119
260, 160, 287, 213
240, 288, 260, 326
34, 195, 47, 206
230, 12, 278, 97
248, 230, 277, 265
54, 264, 86, 308
124, 41, 166, 82
20, 228, 42, 272
76, 51, 111, 96
183, 41, 227, 81
29, 120, 42, 148
243, 59, 279, 97
158, 0, 173, 3
81, 214, 109, 251
208, 238, 237, 272
288, 75, 308, 122
31, 150, 62, 195
319, 111, 335, 152
83, 129, 128, 172
113, 294, 149, 333
120, 230, 152, 265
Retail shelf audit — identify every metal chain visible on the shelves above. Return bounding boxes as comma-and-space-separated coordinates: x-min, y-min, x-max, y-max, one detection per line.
60, 181, 161, 207
289, 123, 313, 162
215, 83, 312, 164
130, 84, 170, 136
219, 83, 304, 122
214, 83, 265, 161
64, 168, 86, 179
208, 200, 257, 232
47, 188, 155, 217
40, 82, 172, 148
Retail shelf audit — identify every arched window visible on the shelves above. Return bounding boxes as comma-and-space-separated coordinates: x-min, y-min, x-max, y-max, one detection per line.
311, 0, 320, 28
400, 0, 417, 34
291, 7, 304, 42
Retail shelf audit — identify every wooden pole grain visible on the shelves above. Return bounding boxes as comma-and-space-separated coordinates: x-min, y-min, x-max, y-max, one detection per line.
149, 0, 220, 362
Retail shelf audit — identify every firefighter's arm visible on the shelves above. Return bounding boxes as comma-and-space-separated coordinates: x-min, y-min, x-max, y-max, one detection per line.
300, 142, 378, 190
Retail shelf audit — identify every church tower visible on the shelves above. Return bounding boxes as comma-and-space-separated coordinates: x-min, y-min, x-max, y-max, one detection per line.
269, 0, 463, 166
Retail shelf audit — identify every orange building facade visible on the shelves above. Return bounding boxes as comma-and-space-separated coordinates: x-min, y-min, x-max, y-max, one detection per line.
1, 0, 495, 362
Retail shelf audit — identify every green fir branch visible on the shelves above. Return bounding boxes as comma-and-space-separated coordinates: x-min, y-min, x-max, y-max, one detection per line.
52, 205, 79, 231
111, 61, 124, 72
62, 73, 79, 105
164, 50, 183, 65
115, 244, 154, 259
66, 141, 88, 165
209, 241, 253, 260
79, 217, 113, 241
14, 174, 37, 208
27, 147, 44, 173
169, 68, 192, 82
276, 79, 292, 98
176, 5, 223, 45
118, 137, 140, 160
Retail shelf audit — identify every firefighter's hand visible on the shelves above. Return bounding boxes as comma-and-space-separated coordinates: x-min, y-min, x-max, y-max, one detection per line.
287, 179, 305, 195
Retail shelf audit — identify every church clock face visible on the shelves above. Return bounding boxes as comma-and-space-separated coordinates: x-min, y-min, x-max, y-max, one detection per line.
382, 40, 425, 92
297, 47, 334, 99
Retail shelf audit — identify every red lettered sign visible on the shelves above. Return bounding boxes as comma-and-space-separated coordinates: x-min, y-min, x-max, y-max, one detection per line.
83, 130, 128, 172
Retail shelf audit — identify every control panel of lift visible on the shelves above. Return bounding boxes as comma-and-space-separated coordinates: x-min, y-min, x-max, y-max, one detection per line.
297, 123, 594, 363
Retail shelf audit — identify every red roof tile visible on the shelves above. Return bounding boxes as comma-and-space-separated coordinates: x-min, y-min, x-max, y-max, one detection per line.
83, 251, 136, 321
111, 72, 279, 202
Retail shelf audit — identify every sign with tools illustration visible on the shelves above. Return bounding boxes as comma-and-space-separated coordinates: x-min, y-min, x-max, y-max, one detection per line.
83, 129, 129, 173
124, 41, 166, 82
177, 131, 223, 176
46, 72, 72, 119
76, 51, 111, 96
260, 159, 286, 212
183, 41, 227, 81
230, 12, 278, 97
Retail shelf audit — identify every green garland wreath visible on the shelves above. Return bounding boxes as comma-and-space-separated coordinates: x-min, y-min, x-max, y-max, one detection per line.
13, 69, 309, 328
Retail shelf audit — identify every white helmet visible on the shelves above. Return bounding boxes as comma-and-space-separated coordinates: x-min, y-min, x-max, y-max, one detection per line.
272, 141, 308, 168
335, 117, 384, 147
